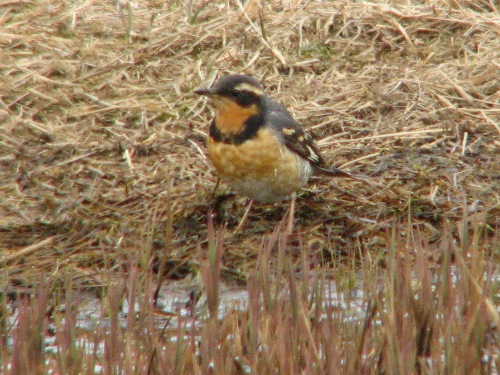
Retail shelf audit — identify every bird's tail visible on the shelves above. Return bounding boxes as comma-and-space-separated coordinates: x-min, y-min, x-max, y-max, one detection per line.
316, 166, 354, 178
316, 166, 374, 184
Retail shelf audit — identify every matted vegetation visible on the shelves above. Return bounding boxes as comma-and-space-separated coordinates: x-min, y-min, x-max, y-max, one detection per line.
0, 0, 499, 373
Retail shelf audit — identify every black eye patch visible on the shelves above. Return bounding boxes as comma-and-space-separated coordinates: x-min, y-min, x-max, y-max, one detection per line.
230, 90, 257, 107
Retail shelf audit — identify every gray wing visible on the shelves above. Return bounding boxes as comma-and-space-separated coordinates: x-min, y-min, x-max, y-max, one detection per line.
263, 98, 350, 177
264, 98, 327, 168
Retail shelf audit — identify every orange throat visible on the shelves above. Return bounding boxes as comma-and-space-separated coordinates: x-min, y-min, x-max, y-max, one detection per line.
212, 97, 258, 136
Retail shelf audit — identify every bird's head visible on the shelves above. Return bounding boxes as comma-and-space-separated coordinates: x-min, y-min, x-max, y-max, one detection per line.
195, 74, 264, 110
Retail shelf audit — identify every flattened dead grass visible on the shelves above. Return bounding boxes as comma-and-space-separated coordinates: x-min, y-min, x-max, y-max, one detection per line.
0, 0, 498, 286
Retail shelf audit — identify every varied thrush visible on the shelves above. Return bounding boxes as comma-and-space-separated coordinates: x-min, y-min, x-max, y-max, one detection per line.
195, 74, 351, 206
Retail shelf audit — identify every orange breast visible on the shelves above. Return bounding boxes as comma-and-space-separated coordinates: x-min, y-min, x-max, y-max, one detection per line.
207, 128, 312, 202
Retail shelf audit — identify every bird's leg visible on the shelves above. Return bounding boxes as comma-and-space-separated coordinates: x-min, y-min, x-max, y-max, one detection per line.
285, 193, 296, 234
209, 178, 221, 201
235, 199, 254, 231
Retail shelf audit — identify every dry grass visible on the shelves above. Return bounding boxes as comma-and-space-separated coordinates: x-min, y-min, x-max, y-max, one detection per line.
0, 0, 499, 371
3, 214, 499, 374
1, 0, 498, 286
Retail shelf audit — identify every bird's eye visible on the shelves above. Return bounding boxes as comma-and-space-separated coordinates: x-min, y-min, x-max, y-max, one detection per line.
230, 90, 241, 98
228, 89, 255, 107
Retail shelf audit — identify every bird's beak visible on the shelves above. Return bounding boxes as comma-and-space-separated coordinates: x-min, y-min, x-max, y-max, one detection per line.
194, 87, 214, 96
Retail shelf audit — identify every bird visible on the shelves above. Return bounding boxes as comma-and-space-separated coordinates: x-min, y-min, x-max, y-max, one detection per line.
195, 74, 352, 231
